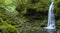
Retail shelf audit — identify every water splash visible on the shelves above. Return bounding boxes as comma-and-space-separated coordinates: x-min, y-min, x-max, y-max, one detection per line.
44, 1, 56, 29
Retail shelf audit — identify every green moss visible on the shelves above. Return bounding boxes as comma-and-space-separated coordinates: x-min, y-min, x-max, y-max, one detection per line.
0, 0, 60, 32
0, 18, 19, 33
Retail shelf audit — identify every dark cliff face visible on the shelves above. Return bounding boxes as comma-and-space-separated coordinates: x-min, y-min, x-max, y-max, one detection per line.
24, 8, 48, 20
15, 0, 60, 26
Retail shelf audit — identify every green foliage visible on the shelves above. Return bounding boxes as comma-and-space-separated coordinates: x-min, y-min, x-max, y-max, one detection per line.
0, 0, 60, 33
0, 18, 19, 33
5, 0, 13, 5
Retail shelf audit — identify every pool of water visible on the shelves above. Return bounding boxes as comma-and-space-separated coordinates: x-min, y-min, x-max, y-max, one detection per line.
21, 28, 60, 33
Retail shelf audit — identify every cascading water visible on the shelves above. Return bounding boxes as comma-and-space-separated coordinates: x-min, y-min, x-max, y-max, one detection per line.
44, 1, 56, 29
44, 1, 56, 33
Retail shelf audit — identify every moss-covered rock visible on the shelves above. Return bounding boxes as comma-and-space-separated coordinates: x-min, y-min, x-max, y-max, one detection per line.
0, 18, 19, 33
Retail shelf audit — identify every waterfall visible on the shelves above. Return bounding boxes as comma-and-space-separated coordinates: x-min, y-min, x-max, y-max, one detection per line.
44, 1, 56, 29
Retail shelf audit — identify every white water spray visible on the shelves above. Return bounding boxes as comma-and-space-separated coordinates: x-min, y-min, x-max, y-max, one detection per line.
44, 1, 56, 29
